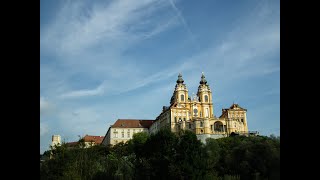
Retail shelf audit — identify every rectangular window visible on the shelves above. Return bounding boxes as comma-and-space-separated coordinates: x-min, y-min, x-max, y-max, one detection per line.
127, 132, 130, 138
122, 132, 124, 138
205, 108, 209, 117
189, 123, 192, 129
114, 133, 117, 138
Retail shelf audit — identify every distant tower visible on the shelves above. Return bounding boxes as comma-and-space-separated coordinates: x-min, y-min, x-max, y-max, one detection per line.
197, 72, 214, 118
51, 135, 61, 147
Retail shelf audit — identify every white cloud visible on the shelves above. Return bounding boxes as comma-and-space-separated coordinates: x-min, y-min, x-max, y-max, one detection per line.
191, 14, 279, 83
116, 61, 195, 94
59, 81, 106, 99
142, 15, 180, 39
40, 0, 279, 153
57, 59, 195, 99
41, 0, 177, 56
41, 0, 184, 101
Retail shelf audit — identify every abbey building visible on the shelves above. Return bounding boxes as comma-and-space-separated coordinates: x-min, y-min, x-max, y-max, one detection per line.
148, 73, 249, 142
102, 73, 253, 145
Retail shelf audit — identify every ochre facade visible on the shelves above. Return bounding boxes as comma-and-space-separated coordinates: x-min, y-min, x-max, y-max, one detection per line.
149, 73, 249, 141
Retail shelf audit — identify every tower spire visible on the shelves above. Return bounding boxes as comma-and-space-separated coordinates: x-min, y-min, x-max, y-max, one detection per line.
199, 72, 207, 85
176, 73, 184, 84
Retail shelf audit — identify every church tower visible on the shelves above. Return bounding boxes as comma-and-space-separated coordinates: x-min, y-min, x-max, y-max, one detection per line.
144, 72, 254, 141
170, 73, 189, 107
196, 73, 214, 118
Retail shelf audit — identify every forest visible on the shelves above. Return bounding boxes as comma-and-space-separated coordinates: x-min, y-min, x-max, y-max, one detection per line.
40, 129, 280, 180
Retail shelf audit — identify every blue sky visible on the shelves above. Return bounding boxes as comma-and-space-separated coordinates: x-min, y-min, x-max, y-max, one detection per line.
40, 0, 280, 153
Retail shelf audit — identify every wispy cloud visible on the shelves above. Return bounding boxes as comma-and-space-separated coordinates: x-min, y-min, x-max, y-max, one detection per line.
42, 0, 279, 107
192, 6, 279, 83
59, 81, 106, 99
41, 0, 177, 56
168, 0, 197, 46
142, 15, 180, 39
41, 0, 183, 100
58, 59, 195, 99
40, 0, 279, 153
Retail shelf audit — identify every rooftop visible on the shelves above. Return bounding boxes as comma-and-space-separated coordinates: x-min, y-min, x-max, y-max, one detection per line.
112, 119, 154, 128
83, 135, 104, 144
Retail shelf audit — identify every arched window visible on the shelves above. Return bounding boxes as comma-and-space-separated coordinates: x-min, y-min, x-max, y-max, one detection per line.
214, 121, 223, 132
200, 121, 203, 127
181, 94, 184, 101
205, 95, 209, 102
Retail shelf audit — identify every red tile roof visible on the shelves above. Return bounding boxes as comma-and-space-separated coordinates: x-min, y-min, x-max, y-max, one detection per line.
112, 119, 154, 128
83, 135, 104, 144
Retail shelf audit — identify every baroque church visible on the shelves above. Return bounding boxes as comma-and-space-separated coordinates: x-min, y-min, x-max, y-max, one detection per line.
148, 73, 250, 142
102, 73, 254, 145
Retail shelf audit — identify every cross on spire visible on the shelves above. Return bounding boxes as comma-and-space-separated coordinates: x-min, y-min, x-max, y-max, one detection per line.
200, 72, 207, 84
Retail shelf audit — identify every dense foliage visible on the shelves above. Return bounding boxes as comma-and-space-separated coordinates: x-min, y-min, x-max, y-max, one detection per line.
40, 129, 279, 180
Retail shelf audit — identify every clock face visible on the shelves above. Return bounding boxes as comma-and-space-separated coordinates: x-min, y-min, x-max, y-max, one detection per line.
193, 109, 198, 114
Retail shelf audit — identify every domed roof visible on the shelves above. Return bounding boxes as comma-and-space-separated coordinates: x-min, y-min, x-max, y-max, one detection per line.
199, 72, 207, 85
176, 73, 184, 84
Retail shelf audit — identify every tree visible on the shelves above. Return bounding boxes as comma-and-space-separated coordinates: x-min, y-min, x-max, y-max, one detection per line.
214, 136, 280, 180
138, 128, 178, 179
127, 132, 148, 157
